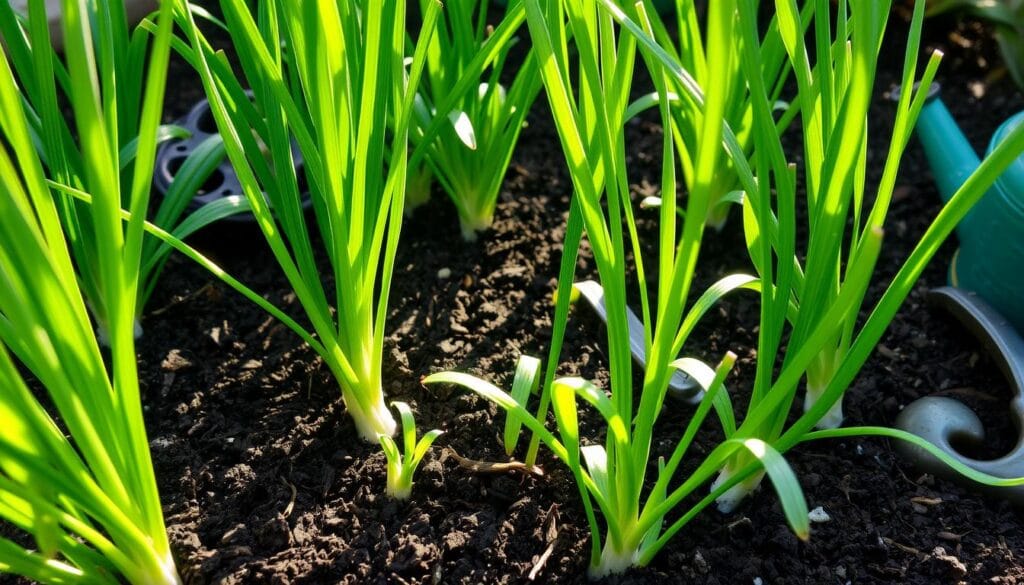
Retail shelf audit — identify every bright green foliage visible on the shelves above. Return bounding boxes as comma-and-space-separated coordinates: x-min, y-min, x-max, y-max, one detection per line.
426, 0, 1024, 577
174, 0, 440, 441
671, 0, 1024, 511
409, 0, 542, 240
379, 402, 444, 500
762, 0, 920, 432
927, 0, 1024, 89
0, 1, 180, 583
429, 0, 808, 576
639, 0, 804, 230
695, 0, 944, 509
0, 0, 246, 338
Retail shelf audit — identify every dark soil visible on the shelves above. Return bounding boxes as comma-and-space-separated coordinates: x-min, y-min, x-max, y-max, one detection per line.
129, 9, 1024, 585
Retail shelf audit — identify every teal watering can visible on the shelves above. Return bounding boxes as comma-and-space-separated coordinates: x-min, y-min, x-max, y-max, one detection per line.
913, 83, 1024, 333
896, 88, 1024, 504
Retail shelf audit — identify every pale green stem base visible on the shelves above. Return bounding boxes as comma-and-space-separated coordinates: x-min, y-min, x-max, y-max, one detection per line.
159, 551, 183, 585
458, 210, 495, 242
385, 456, 413, 500
803, 381, 844, 430
386, 479, 412, 500
712, 464, 766, 513
344, 389, 398, 442
588, 538, 637, 580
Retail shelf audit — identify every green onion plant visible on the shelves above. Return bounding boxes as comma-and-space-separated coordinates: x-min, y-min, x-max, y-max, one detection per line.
174, 0, 440, 441
427, 0, 1024, 576
0, 0, 247, 341
409, 0, 542, 240
429, 0, 810, 576
637, 0, 805, 230
0, 1, 180, 582
706, 0, 915, 509
768, 0, 912, 432
676, 0, 1024, 512
379, 402, 444, 500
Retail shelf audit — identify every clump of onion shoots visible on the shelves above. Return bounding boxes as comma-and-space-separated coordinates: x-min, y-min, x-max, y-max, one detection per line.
379, 402, 444, 500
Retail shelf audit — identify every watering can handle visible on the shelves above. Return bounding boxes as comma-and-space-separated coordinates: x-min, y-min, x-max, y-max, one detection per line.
895, 286, 1024, 505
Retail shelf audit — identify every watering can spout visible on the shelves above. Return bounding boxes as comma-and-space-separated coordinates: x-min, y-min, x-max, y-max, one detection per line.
913, 84, 982, 212
906, 82, 1024, 334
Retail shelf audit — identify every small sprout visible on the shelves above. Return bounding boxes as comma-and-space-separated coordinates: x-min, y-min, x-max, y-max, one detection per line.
379, 402, 444, 500
502, 356, 542, 457
437, 267, 452, 279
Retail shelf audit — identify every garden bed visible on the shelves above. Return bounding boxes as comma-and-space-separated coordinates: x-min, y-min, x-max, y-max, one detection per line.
134, 9, 1024, 585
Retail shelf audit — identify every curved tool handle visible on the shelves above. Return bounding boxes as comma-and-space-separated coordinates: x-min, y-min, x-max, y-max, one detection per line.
928, 287, 1024, 426
895, 286, 1024, 504
573, 280, 703, 404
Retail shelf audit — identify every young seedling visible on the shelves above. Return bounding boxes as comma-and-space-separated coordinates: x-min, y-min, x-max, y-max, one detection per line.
379, 402, 444, 500
502, 355, 543, 457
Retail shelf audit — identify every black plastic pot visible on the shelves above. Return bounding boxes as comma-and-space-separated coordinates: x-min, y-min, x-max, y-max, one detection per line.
153, 95, 311, 224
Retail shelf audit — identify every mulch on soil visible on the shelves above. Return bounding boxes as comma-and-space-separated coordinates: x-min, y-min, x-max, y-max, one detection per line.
113, 8, 1024, 585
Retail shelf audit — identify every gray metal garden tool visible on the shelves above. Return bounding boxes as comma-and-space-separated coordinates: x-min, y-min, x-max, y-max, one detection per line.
573, 280, 703, 404
895, 286, 1024, 504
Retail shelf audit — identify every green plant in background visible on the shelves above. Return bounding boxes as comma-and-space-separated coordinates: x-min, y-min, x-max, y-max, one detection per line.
927, 0, 1024, 89
175, 0, 441, 441
636, 0, 805, 230
0, 1, 180, 582
379, 402, 444, 499
409, 0, 543, 240
429, 0, 811, 576
405, 159, 435, 214
0, 0, 247, 341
